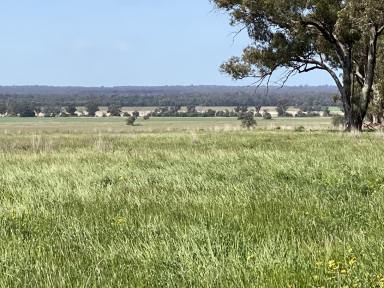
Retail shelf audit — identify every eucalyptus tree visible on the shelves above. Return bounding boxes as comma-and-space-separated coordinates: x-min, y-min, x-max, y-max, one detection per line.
373, 39, 384, 122
366, 38, 384, 123
213, 0, 384, 130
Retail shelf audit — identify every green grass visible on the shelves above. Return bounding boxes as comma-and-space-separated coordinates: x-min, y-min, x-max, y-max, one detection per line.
0, 118, 384, 287
0, 116, 333, 134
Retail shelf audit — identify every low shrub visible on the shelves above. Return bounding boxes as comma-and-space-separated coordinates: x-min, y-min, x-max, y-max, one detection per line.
295, 126, 306, 132
239, 112, 256, 129
332, 115, 346, 128
126, 116, 137, 126
263, 111, 272, 120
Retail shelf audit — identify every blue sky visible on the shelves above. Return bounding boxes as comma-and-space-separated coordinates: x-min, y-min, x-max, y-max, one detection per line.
0, 0, 334, 86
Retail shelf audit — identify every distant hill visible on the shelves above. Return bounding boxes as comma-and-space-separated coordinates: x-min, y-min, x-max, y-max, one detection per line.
0, 85, 339, 108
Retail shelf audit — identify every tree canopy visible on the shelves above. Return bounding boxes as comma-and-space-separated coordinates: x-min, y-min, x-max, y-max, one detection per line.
213, 0, 384, 130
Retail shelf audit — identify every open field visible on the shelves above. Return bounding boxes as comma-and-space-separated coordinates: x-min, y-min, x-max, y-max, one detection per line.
1, 118, 384, 287
95, 106, 343, 117
0, 116, 334, 134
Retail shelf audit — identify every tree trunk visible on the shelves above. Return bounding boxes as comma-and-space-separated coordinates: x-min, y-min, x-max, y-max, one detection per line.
342, 86, 372, 132
345, 109, 364, 131
341, 26, 378, 132
340, 55, 365, 131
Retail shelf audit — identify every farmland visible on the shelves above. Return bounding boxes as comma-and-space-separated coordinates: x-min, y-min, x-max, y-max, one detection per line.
0, 116, 334, 135
1, 117, 384, 287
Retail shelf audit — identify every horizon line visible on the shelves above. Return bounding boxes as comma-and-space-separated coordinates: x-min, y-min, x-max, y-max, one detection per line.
0, 84, 338, 88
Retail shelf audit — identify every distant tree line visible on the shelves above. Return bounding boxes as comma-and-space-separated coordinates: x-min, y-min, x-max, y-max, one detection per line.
148, 106, 237, 117
0, 100, 336, 118
149, 105, 332, 118
0, 85, 339, 108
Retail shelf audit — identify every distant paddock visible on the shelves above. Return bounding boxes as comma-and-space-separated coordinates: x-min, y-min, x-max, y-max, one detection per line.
0, 116, 334, 135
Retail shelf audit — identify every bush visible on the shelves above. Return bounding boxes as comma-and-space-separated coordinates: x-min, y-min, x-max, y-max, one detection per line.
19, 108, 36, 117
262, 111, 272, 120
126, 116, 137, 126
295, 126, 306, 132
66, 104, 77, 116
322, 106, 331, 117
85, 102, 99, 117
331, 115, 346, 128
143, 115, 150, 120
203, 109, 216, 117
107, 105, 122, 116
239, 112, 256, 129
276, 102, 289, 117
295, 110, 307, 117
307, 112, 320, 117
16, 103, 36, 117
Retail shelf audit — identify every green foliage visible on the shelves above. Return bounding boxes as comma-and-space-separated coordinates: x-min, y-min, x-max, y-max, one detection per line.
377, 39, 384, 95
85, 102, 99, 117
42, 105, 61, 117
16, 103, 36, 117
126, 116, 137, 126
307, 111, 321, 117
294, 125, 306, 132
107, 105, 122, 117
214, 0, 344, 79
332, 115, 347, 128
150, 106, 235, 118
238, 112, 256, 129
255, 105, 263, 117
1, 127, 384, 286
296, 110, 307, 118
262, 110, 272, 120
234, 106, 248, 114
4, 101, 37, 117
214, 0, 383, 81
66, 104, 77, 116
0, 102, 6, 114
0, 86, 339, 108
322, 106, 331, 117
370, 38, 384, 123
276, 100, 289, 117
276, 106, 285, 117
213, 0, 384, 130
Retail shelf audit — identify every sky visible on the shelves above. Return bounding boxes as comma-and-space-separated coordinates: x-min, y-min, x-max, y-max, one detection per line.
0, 0, 335, 87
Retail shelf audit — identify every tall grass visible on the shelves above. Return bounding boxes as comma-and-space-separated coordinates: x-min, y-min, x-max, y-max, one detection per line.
0, 130, 384, 287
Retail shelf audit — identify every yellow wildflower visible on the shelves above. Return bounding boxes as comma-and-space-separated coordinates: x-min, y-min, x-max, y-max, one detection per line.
349, 256, 357, 266
328, 260, 337, 270
10, 209, 17, 220
114, 217, 126, 225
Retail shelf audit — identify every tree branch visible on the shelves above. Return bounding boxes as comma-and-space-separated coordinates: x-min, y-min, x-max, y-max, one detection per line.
299, 19, 347, 63
353, 60, 365, 86
293, 57, 344, 95
378, 25, 384, 36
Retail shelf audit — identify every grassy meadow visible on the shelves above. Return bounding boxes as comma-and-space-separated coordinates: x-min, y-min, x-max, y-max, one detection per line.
1, 117, 384, 287
0, 116, 333, 134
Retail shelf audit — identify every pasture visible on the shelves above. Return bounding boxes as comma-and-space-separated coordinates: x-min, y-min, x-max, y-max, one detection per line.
0, 116, 333, 134
0, 117, 383, 287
